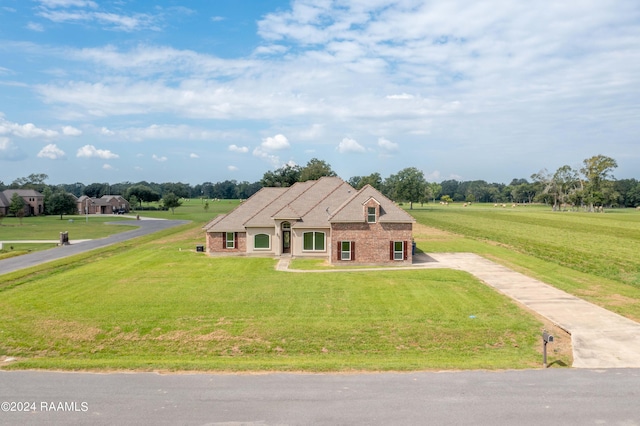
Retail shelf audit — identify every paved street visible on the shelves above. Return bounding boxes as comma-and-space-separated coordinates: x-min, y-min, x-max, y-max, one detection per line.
0, 218, 190, 276
1, 369, 639, 425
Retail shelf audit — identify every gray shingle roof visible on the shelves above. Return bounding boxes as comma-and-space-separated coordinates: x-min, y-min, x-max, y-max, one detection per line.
203, 177, 414, 232
0, 189, 44, 208
329, 185, 416, 223
203, 187, 288, 232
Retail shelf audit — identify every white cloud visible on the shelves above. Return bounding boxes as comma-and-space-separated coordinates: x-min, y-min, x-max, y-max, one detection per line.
228, 165, 238, 171
37, 143, 66, 159
210, 16, 225, 22
378, 137, 399, 152
0, 115, 58, 138
92, 123, 241, 142
189, 153, 199, 159
253, 134, 291, 167
102, 163, 113, 170
152, 154, 167, 162
253, 45, 289, 56
252, 146, 280, 167
26, 22, 45, 32
337, 137, 366, 154
228, 144, 249, 153
62, 125, 82, 136
36, 0, 158, 32
260, 134, 290, 151
386, 93, 414, 100
37, 0, 98, 7
100, 127, 114, 136
0, 137, 26, 161
76, 144, 119, 159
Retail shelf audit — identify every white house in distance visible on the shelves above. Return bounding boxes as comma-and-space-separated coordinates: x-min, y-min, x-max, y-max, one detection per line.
203, 177, 416, 265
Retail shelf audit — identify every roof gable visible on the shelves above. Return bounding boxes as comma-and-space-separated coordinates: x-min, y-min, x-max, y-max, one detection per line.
329, 185, 415, 224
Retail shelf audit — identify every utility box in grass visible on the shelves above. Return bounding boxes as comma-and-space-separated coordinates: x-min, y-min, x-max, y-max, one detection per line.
196, 245, 204, 252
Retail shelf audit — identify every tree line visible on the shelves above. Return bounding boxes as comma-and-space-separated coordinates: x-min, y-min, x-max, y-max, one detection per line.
2, 155, 639, 217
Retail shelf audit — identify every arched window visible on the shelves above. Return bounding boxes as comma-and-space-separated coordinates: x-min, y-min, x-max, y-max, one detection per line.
254, 233, 270, 249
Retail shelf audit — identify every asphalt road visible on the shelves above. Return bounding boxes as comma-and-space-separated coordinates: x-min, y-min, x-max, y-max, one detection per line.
0, 219, 190, 276
0, 369, 639, 425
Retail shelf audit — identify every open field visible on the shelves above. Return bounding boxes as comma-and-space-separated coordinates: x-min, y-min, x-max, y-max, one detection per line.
0, 199, 569, 371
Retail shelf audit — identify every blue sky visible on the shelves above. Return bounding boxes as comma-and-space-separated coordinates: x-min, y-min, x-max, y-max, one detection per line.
1, 0, 639, 185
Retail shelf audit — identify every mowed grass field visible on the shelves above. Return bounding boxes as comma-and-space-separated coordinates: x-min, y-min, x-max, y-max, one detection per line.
411, 203, 640, 322
0, 199, 565, 371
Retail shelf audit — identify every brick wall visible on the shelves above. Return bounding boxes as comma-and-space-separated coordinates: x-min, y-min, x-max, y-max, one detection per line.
331, 222, 412, 265
206, 232, 247, 253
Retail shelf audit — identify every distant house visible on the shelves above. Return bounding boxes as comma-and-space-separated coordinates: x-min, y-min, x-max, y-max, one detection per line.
203, 177, 416, 265
0, 189, 44, 216
77, 195, 130, 215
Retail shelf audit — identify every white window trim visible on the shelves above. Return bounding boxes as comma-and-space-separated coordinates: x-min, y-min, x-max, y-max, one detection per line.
393, 241, 404, 261
341, 241, 352, 261
226, 232, 235, 249
367, 206, 376, 223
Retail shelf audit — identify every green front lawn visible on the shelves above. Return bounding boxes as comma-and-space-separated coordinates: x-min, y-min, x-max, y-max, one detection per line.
0, 224, 549, 371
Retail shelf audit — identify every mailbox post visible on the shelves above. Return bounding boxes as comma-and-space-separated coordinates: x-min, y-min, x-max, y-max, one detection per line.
542, 330, 554, 367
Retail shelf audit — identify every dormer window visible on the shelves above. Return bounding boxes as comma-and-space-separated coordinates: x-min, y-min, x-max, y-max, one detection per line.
367, 206, 376, 223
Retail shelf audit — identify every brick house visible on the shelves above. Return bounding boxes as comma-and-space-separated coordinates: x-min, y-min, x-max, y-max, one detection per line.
203, 177, 415, 265
77, 195, 130, 215
0, 189, 44, 216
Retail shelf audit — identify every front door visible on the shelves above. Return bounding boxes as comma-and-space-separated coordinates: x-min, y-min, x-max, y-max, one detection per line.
282, 231, 291, 254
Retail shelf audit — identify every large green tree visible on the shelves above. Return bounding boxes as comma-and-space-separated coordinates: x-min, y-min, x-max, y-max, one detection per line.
11, 173, 49, 192
299, 158, 337, 182
161, 182, 191, 198
47, 191, 77, 219
391, 167, 427, 209
348, 173, 383, 190
125, 185, 160, 206
580, 155, 618, 211
8, 192, 26, 217
161, 192, 182, 214
260, 164, 302, 187
83, 182, 109, 198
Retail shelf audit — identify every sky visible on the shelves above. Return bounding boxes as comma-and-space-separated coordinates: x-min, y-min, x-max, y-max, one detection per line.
1, 0, 639, 186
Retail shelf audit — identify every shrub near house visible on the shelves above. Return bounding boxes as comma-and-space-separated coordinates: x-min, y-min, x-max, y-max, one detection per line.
203, 177, 415, 265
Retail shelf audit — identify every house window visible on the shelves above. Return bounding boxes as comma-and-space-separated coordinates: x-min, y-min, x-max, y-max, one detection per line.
340, 241, 354, 261
254, 233, 270, 250
367, 207, 376, 223
392, 241, 406, 261
225, 232, 235, 249
303, 231, 325, 251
